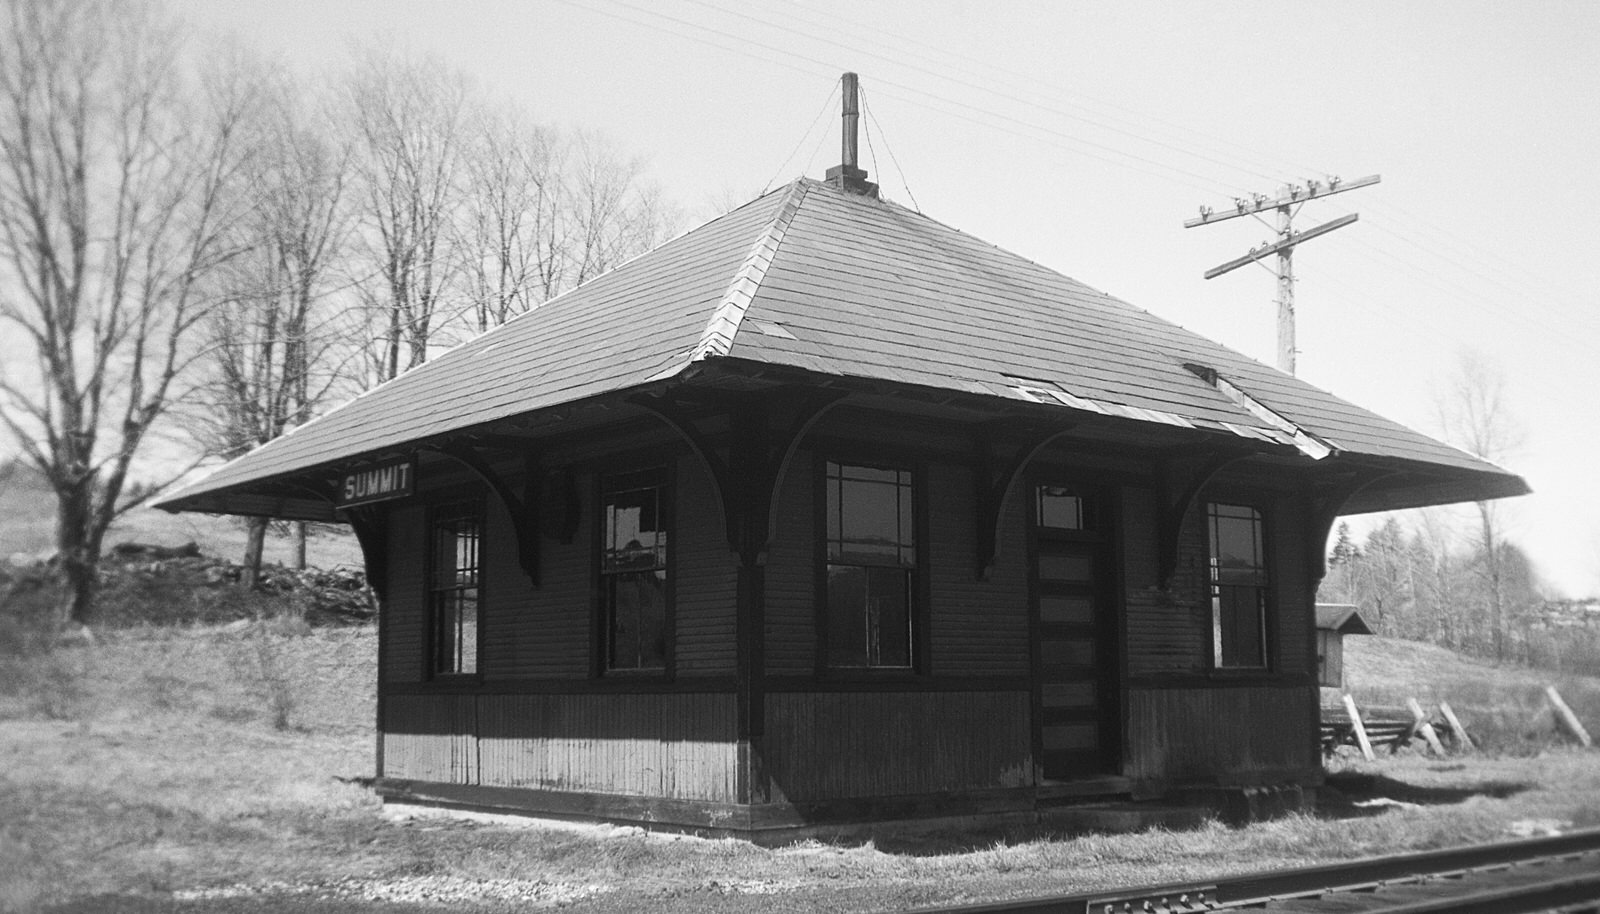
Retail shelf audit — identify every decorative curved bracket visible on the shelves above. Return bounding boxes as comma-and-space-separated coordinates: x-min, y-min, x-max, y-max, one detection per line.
973, 421, 1078, 580
344, 505, 390, 603
1307, 467, 1399, 582
1157, 446, 1255, 589
426, 444, 543, 587
630, 388, 847, 566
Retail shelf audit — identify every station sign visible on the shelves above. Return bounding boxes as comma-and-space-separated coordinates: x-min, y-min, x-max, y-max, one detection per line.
337, 457, 415, 509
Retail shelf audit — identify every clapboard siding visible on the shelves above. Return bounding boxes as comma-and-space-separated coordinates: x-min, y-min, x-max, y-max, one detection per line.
486, 472, 594, 679
672, 457, 737, 675
382, 692, 738, 801
1271, 491, 1312, 677
1123, 487, 1206, 676
764, 691, 1032, 802
763, 452, 815, 675
1126, 686, 1313, 783
382, 504, 428, 684
929, 461, 1029, 677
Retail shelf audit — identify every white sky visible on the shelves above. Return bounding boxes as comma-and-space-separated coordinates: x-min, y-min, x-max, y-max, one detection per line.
118, 1, 1600, 594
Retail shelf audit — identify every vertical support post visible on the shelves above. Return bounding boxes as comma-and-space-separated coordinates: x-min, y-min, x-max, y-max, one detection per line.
1343, 693, 1376, 761
1407, 697, 1447, 756
1547, 685, 1593, 747
1439, 701, 1475, 752
841, 72, 859, 171
731, 401, 770, 804
1276, 203, 1296, 375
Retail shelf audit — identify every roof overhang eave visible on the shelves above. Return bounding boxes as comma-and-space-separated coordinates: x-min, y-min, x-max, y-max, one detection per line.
1339, 467, 1531, 515
152, 370, 708, 520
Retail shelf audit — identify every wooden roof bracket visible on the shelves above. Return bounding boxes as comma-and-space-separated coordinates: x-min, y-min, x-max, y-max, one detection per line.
1157, 446, 1255, 590
425, 443, 544, 587
974, 421, 1078, 581
343, 505, 390, 603
630, 388, 847, 566
1307, 467, 1401, 584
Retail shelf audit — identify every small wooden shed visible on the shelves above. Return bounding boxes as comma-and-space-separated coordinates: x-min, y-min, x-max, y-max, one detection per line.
158, 136, 1526, 838
1315, 603, 1374, 689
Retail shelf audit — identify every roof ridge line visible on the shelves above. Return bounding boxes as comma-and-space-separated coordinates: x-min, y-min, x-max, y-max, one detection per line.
689, 178, 810, 362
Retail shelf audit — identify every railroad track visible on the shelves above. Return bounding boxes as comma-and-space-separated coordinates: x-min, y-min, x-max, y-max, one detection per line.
912, 827, 1600, 914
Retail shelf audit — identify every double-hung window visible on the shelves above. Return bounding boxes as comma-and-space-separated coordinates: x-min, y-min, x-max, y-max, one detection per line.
823, 461, 916, 669
601, 469, 669, 673
429, 501, 483, 677
1208, 502, 1268, 669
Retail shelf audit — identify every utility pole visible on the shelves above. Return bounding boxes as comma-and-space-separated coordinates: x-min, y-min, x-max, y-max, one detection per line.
1185, 174, 1380, 375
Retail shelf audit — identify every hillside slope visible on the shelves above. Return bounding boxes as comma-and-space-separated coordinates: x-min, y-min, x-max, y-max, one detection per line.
1341, 635, 1600, 751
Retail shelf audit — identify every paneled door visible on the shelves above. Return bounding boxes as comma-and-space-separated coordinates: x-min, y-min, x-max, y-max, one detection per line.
1032, 484, 1116, 780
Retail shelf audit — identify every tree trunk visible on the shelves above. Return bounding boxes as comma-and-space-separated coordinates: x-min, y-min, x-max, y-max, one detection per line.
53, 472, 100, 628
243, 516, 268, 588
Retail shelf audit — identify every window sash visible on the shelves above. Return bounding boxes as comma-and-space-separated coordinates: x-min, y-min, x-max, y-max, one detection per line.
601, 471, 668, 673
1207, 502, 1268, 670
823, 462, 916, 670
429, 504, 482, 676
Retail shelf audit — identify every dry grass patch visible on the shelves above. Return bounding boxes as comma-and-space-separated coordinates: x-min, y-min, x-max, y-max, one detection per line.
5, 628, 1600, 913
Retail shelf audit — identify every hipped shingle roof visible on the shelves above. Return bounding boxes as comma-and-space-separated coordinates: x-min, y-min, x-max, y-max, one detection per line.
158, 178, 1526, 516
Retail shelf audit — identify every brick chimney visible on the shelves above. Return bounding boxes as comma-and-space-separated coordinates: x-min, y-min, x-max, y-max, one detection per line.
825, 72, 879, 198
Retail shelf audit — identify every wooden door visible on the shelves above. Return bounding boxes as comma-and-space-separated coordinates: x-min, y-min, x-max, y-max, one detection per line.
1032, 484, 1116, 780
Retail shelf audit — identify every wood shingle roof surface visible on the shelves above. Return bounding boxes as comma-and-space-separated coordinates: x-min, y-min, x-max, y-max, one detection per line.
161, 177, 1518, 510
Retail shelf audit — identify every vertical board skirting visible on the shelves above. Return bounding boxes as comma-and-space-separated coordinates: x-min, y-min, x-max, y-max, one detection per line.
381, 693, 478, 783
1125, 686, 1312, 782
762, 691, 1032, 802
383, 692, 739, 802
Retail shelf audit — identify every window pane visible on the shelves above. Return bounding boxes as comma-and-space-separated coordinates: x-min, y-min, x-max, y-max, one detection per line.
825, 564, 911, 668
1209, 504, 1263, 574
605, 485, 665, 572
608, 570, 667, 670
456, 589, 478, 674
826, 463, 913, 566
1213, 585, 1265, 668
430, 504, 482, 677
1037, 486, 1085, 530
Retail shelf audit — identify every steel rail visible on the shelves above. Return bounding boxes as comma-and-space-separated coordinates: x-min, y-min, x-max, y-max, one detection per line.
907, 826, 1600, 914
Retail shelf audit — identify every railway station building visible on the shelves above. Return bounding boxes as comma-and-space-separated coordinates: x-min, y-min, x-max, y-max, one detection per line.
159, 153, 1525, 839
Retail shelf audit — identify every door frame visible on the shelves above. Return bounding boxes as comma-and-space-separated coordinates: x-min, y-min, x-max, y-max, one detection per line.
1025, 476, 1124, 782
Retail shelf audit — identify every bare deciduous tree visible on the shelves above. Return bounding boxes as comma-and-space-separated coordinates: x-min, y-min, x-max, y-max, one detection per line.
1438, 351, 1525, 661
340, 46, 469, 385
563, 130, 673, 288
457, 111, 675, 332
199, 62, 350, 583
457, 103, 558, 331
0, 0, 255, 628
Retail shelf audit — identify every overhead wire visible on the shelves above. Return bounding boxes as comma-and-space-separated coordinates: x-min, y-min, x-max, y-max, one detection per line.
762, 75, 839, 194
563, 0, 1591, 359
859, 84, 921, 213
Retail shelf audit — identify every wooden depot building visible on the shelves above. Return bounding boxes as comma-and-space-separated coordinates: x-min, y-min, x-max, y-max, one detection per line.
158, 135, 1526, 838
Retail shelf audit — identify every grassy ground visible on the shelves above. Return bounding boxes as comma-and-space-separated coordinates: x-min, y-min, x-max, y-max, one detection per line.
4, 627, 1600, 914
1342, 635, 1600, 752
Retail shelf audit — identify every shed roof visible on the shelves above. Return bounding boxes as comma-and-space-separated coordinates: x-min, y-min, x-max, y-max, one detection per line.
158, 178, 1527, 517
1316, 604, 1376, 635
